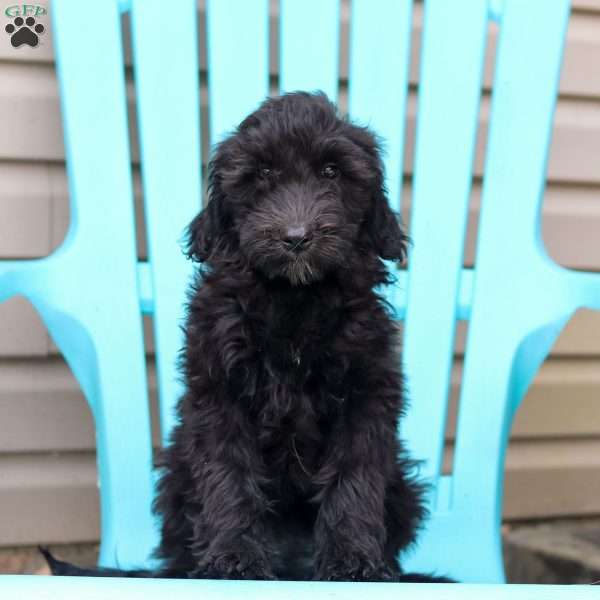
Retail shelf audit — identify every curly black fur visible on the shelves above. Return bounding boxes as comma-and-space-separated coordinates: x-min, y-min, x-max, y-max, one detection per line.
45, 92, 450, 583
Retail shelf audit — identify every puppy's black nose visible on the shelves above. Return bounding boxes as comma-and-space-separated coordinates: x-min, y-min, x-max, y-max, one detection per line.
282, 226, 312, 253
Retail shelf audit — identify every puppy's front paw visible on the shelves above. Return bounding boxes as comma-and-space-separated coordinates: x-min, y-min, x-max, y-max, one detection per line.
316, 558, 398, 582
196, 551, 276, 580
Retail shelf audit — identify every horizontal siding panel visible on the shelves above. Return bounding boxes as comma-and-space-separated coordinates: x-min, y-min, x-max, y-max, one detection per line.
543, 98, 600, 183
3, 439, 600, 545
572, 0, 600, 11
0, 453, 99, 545
0, 356, 160, 453
1, 356, 598, 454
503, 438, 600, 520
0, 63, 140, 162
506, 359, 600, 438
0, 163, 51, 257
539, 184, 600, 270
451, 309, 600, 358
0, 359, 95, 452
506, 438, 600, 469
0, 297, 157, 360
47, 164, 150, 260
0, 298, 48, 357
434, 182, 600, 270
558, 13, 600, 98
445, 358, 600, 440
0, 64, 65, 161
447, 438, 600, 519
46, 314, 156, 356
551, 309, 600, 355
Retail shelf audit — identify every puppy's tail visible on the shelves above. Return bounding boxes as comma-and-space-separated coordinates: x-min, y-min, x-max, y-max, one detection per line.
39, 547, 155, 578
398, 571, 456, 583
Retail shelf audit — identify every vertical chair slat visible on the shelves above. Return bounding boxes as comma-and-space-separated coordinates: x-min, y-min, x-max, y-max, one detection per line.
453, 0, 571, 523
348, 0, 412, 212
50, 0, 155, 568
279, 0, 340, 101
206, 0, 269, 145
401, 0, 488, 485
131, 0, 202, 443
406, 0, 571, 583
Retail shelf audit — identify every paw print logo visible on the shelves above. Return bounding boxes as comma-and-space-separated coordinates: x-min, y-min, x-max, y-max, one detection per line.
5, 16, 45, 48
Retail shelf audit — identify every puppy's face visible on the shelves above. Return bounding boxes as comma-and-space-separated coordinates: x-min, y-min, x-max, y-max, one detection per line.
186, 93, 406, 285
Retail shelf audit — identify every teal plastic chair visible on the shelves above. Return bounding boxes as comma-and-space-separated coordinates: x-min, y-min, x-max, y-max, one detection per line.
2, 0, 599, 597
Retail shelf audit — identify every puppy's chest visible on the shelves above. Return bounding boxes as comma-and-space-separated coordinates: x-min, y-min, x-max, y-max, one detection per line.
255, 382, 332, 484
254, 300, 343, 380
246, 296, 351, 399
252, 339, 345, 480
243, 292, 352, 444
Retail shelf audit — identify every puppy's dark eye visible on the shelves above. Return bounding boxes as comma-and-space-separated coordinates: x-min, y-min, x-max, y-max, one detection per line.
258, 166, 272, 178
321, 164, 339, 179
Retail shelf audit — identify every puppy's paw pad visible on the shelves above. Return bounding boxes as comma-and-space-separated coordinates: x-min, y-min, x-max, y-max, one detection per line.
199, 552, 276, 580
317, 559, 398, 582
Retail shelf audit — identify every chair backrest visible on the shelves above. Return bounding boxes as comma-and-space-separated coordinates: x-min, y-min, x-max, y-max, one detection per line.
2, 0, 599, 582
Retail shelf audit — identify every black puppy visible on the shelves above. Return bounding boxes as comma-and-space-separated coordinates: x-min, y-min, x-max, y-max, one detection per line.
45, 92, 449, 582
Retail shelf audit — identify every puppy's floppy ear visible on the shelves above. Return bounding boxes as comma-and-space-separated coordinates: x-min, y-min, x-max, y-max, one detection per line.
184, 200, 220, 262
367, 188, 408, 262
344, 122, 408, 261
185, 142, 233, 263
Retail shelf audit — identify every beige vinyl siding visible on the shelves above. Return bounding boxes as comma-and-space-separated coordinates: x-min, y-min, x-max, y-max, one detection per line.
0, 1, 599, 546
